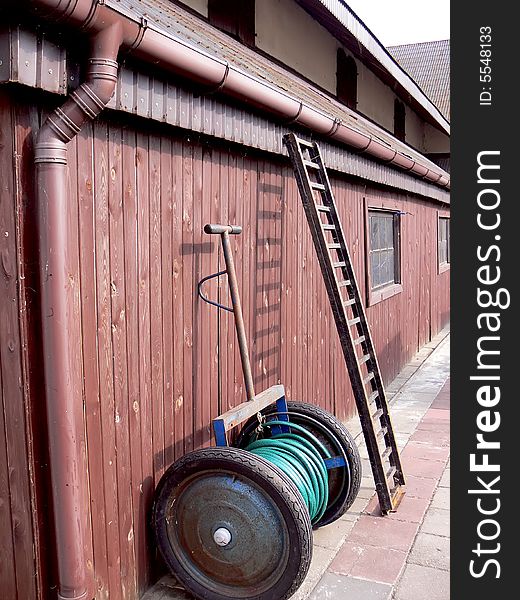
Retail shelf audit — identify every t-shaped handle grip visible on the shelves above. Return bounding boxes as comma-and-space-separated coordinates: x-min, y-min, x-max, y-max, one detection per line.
204, 223, 242, 235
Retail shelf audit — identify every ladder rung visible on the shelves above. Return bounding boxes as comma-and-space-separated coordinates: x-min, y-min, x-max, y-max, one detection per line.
372, 408, 383, 420
303, 159, 320, 170
348, 317, 361, 326
328, 243, 341, 249
368, 390, 378, 402
354, 335, 366, 345
343, 298, 356, 307
386, 466, 397, 480
363, 372, 375, 385
333, 261, 346, 268
295, 136, 315, 148
316, 204, 330, 212
311, 182, 326, 191
359, 353, 371, 365
322, 224, 336, 231
376, 425, 388, 440
381, 447, 392, 460
338, 280, 351, 288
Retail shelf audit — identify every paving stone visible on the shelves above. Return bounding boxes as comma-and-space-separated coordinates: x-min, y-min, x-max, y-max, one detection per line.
348, 515, 418, 552
404, 475, 438, 499
398, 365, 419, 379
431, 486, 450, 510
386, 377, 409, 393
401, 441, 450, 463
390, 418, 421, 435
420, 507, 450, 537
401, 456, 446, 480
431, 393, 450, 410
404, 380, 446, 395
410, 428, 450, 447
360, 474, 375, 488
394, 563, 450, 600
313, 517, 355, 551
438, 468, 450, 488
415, 420, 450, 433
356, 486, 376, 499
309, 573, 392, 600
345, 493, 372, 517
327, 541, 363, 574
365, 494, 429, 524
329, 542, 406, 584
409, 532, 450, 571
350, 545, 406, 584
293, 545, 335, 600
423, 408, 450, 421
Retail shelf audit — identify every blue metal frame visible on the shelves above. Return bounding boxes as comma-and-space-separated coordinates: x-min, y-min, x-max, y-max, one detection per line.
213, 418, 228, 447
212, 387, 346, 470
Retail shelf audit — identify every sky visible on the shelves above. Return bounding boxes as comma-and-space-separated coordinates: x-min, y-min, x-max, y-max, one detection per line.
345, 0, 450, 46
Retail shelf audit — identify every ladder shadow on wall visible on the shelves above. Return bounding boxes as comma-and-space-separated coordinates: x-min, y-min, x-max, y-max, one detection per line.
252, 179, 284, 391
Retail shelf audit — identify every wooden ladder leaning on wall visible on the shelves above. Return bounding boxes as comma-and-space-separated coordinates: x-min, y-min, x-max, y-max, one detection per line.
284, 132, 405, 514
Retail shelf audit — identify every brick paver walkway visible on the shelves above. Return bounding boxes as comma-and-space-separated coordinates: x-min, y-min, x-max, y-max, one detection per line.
308, 367, 450, 599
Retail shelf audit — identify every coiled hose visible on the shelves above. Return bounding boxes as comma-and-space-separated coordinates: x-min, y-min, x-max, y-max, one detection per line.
244, 420, 331, 524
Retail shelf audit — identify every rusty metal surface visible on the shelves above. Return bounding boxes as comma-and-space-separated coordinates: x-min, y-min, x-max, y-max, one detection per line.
2, 87, 450, 599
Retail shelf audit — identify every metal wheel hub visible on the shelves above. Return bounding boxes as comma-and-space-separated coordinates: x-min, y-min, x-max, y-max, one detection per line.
166, 469, 290, 596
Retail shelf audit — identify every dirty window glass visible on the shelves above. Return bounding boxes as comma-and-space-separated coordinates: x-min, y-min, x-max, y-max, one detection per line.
438, 217, 450, 265
369, 210, 400, 289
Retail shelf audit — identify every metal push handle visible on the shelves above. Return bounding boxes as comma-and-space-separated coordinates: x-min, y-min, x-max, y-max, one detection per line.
200, 223, 255, 402
204, 223, 242, 235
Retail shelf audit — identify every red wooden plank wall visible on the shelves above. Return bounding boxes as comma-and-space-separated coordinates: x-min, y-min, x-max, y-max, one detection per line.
1, 91, 450, 599
0, 92, 41, 600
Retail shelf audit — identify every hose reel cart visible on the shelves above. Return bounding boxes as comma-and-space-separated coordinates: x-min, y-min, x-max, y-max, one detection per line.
152, 223, 361, 600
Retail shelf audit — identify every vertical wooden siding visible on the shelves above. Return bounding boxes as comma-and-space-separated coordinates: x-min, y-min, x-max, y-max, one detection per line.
1, 91, 449, 600
0, 91, 41, 600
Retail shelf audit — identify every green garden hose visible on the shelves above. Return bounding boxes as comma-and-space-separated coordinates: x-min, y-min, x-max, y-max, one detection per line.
244, 420, 331, 524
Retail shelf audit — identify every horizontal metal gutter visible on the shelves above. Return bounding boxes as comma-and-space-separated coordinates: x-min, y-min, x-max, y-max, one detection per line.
111, 0, 450, 189
27, 0, 449, 189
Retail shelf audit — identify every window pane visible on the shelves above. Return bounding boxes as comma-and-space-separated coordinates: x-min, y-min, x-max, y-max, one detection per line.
370, 216, 380, 251
371, 251, 380, 287
384, 216, 393, 250
369, 210, 400, 290
438, 218, 450, 264
387, 251, 395, 285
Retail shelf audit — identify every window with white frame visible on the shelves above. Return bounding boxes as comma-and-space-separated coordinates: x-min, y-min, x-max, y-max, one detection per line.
368, 210, 401, 290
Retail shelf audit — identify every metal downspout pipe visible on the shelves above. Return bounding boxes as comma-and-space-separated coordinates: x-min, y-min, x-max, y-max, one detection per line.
33, 3, 130, 597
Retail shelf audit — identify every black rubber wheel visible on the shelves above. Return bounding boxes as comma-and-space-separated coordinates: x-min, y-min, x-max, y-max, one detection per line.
152, 446, 312, 600
236, 401, 362, 528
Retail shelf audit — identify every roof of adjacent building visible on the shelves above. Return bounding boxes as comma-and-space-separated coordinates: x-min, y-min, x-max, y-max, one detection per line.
388, 40, 450, 121
295, 1, 449, 134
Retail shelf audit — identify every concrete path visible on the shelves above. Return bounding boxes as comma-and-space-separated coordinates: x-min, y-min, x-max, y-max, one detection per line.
144, 327, 450, 600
